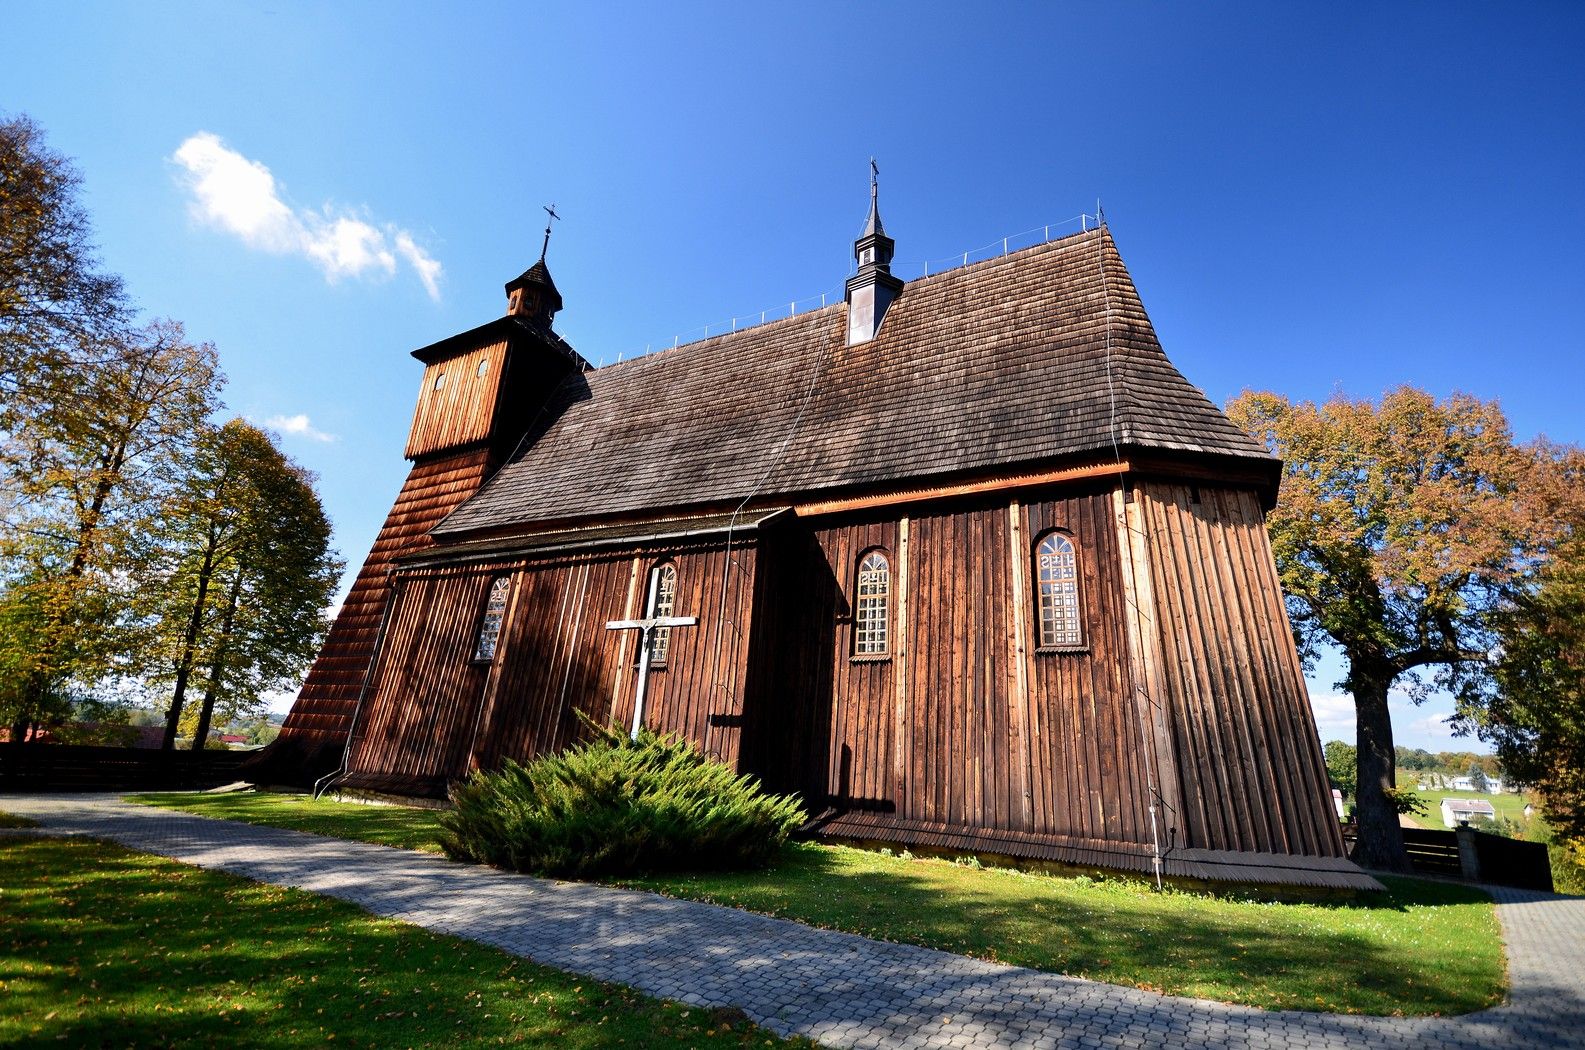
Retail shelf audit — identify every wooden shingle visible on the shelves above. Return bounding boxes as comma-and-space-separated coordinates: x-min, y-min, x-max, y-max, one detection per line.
435, 227, 1270, 537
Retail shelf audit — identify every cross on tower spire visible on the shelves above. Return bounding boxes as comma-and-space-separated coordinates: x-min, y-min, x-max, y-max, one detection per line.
540, 203, 560, 262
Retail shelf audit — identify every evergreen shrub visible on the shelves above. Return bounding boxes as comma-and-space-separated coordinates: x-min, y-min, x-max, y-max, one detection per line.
438, 726, 806, 878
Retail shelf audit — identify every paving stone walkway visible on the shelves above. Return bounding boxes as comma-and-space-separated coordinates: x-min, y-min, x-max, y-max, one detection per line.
2, 794, 1581, 1049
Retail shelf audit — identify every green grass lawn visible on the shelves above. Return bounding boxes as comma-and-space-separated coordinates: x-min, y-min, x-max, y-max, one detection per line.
0, 834, 809, 1048
130, 790, 446, 852
0, 810, 40, 829
127, 791, 1505, 1016
626, 845, 1503, 1016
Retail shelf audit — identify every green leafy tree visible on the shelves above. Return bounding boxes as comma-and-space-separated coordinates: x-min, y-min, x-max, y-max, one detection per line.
0, 113, 125, 398
1323, 740, 1357, 801
1228, 387, 1584, 871
1396, 747, 1437, 772
1, 320, 222, 739
1471, 534, 1585, 847
139, 420, 340, 749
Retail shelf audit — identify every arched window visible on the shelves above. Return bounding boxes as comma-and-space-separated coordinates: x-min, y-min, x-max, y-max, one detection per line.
473, 575, 511, 663
854, 550, 891, 657
1034, 532, 1083, 650
648, 562, 679, 665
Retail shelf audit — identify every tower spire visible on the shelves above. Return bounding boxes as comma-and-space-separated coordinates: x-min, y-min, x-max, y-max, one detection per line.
845, 159, 902, 346
863, 158, 884, 237
505, 203, 564, 328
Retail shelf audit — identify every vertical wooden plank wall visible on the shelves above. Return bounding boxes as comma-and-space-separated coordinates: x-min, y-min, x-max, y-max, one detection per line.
1018, 491, 1151, 843
802, 489, 1152, 844
404, 341, 509, 459
275, 447, 495, 773
1137, 481, 1345, 856
342, 478, 1346, 864
813, 519, 897, 811
345, 539, 760, 792
348, 566, 500, 788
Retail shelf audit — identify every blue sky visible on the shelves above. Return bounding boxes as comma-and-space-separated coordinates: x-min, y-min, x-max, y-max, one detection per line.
5, 3, 1582, 747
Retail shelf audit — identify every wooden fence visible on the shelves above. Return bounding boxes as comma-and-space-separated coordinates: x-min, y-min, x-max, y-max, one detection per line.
1343, 823, 1553, 891
0, 744, 253, 794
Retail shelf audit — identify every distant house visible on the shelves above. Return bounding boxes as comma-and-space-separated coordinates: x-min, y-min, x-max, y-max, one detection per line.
219, 734, 248, 746
1331, 789, 1346, 819
1441, 798, 1497, 827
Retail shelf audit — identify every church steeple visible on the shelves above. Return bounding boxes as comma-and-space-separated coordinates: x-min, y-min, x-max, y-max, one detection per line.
845, 161, 903, 345
505, 204, 563, 329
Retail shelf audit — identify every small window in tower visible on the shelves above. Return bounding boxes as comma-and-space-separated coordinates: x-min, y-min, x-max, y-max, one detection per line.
1034, 532, 1083, 650
473, 575, 512, 663
647, 562, 679, 665
477, 359, 489, 378
854, 550, 890, 658
433, 372, 446, 392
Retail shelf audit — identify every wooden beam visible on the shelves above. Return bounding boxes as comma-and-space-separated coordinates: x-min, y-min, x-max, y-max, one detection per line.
1112, 484, 1185, 853
793, 461, 1131, 518
892, 516, 911, 806
1006, 500, 1034, 828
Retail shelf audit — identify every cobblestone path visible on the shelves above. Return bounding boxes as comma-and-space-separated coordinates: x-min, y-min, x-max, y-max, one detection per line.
2, 794, 1580, 1049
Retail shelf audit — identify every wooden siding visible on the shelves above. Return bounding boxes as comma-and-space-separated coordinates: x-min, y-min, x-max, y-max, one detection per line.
338, 477, 1347, 872
1135, 481, 1345, 857
746, 481, 1345, 863
344, 540, 760, 792
404, 340, 508, 459
271, 448, 494, 774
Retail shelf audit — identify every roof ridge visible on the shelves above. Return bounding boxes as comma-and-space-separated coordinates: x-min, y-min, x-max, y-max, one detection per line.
587, 300, 844, 376
904, 224, 1109, 290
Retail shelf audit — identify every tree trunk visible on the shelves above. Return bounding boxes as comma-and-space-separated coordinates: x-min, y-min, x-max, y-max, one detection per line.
191, 568, 244, 750
162, 537, 218, 750
1350, 663, 1412, 872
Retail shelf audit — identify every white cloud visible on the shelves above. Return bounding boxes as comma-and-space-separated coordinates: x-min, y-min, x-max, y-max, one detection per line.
172, 131, 442, 300
263, 413, 338, 443
393, 230, 443, 300
1309, 690, 1356, 742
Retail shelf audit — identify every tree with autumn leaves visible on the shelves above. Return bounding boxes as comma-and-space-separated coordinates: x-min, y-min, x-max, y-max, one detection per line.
1, 113, 340, 746
1229, 388, 1585, 871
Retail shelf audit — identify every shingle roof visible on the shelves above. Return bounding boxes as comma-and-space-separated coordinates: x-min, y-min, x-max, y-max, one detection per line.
435, 227, 1271, 537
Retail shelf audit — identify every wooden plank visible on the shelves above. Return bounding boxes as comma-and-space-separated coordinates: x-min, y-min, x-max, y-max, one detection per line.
1113, 485, 1185, 854
1006, 501, 1034, 829
790, 460, 1132, 518
404, 340, 509, 459
892, 517, 911, 806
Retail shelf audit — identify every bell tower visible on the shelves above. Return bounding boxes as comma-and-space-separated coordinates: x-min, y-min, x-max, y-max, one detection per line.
270, 203, 588, 785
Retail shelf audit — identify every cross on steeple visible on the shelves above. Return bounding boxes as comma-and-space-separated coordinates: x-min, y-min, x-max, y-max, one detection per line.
540, 203, 560, 261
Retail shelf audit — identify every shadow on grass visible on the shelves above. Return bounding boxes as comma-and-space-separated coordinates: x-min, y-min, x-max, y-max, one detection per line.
624, 843, 1505, 1016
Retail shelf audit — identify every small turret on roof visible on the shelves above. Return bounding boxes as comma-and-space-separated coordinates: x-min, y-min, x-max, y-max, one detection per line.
506, 204, 564, 328
845, 159, 904, 345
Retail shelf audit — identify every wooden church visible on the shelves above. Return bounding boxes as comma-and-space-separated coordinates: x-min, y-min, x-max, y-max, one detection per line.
268, 183, 1375, 891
